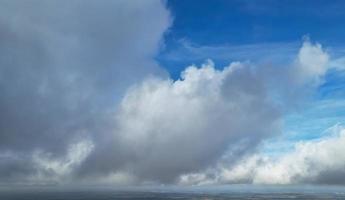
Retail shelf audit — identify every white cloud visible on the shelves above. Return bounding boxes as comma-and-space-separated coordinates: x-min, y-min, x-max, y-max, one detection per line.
111, 60, 280, 183
32, 140, 94, 184
293, 39, 330, 85
208, 125, 345, 185
257, 40, 330, 109
77, 40, 332, 184
176, 125, 345, 185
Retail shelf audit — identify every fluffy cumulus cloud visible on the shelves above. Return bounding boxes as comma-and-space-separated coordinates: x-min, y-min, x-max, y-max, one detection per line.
0, 0, 341, 186
110, 60, 280, 183
186, 125, 345, 185
294, 40, 329, 83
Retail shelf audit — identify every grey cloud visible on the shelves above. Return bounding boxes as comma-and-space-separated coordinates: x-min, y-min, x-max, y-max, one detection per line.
0, 154, 37, 184
0, 0, 170, 183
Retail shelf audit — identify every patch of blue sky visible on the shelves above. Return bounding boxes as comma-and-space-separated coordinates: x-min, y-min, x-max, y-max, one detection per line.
165, 0, 345, 47
161, 0, 345, 77
285, 99, 345, 138
263, 96, 345, 156
318, 69, 345, 99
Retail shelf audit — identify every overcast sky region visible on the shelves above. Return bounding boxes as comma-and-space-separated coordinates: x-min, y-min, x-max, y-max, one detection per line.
1, 0, 345, 188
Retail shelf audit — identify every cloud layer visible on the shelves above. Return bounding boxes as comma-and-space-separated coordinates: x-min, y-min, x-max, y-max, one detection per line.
182, 125, 345, 185
0, 0, 342, 187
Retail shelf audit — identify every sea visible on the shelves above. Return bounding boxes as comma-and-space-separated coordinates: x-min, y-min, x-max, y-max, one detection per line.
1, 185, 345, 200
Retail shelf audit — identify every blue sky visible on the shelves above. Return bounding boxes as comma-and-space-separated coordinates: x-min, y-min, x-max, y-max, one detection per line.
160, 0, 345, 74
158, 0, 345, 76
165, 0, 345, 45
159, 0, 345, 154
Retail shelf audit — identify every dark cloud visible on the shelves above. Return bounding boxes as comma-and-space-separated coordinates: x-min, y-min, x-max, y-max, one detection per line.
0, 0, 170, 183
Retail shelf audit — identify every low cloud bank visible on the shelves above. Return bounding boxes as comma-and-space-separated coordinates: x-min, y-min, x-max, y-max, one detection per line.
180, 125, 345, 185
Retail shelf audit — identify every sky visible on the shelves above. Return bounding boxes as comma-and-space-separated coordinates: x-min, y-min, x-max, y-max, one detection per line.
1, 0, 345, 187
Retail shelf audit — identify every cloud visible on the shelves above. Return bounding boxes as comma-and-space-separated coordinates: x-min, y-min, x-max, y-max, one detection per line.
0, 0, 170, 185
32, 139, 94, 184
0, 0, 336, 186
257, 40, 330, 109
293, 39, 329, 85
104, 60, 281, 183
160, 39, 299, 63
174, 41, 333, 186
200, 125, 345, 185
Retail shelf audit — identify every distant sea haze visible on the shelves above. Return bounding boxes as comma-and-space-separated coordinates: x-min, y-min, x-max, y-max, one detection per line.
1, 185, 345, 200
